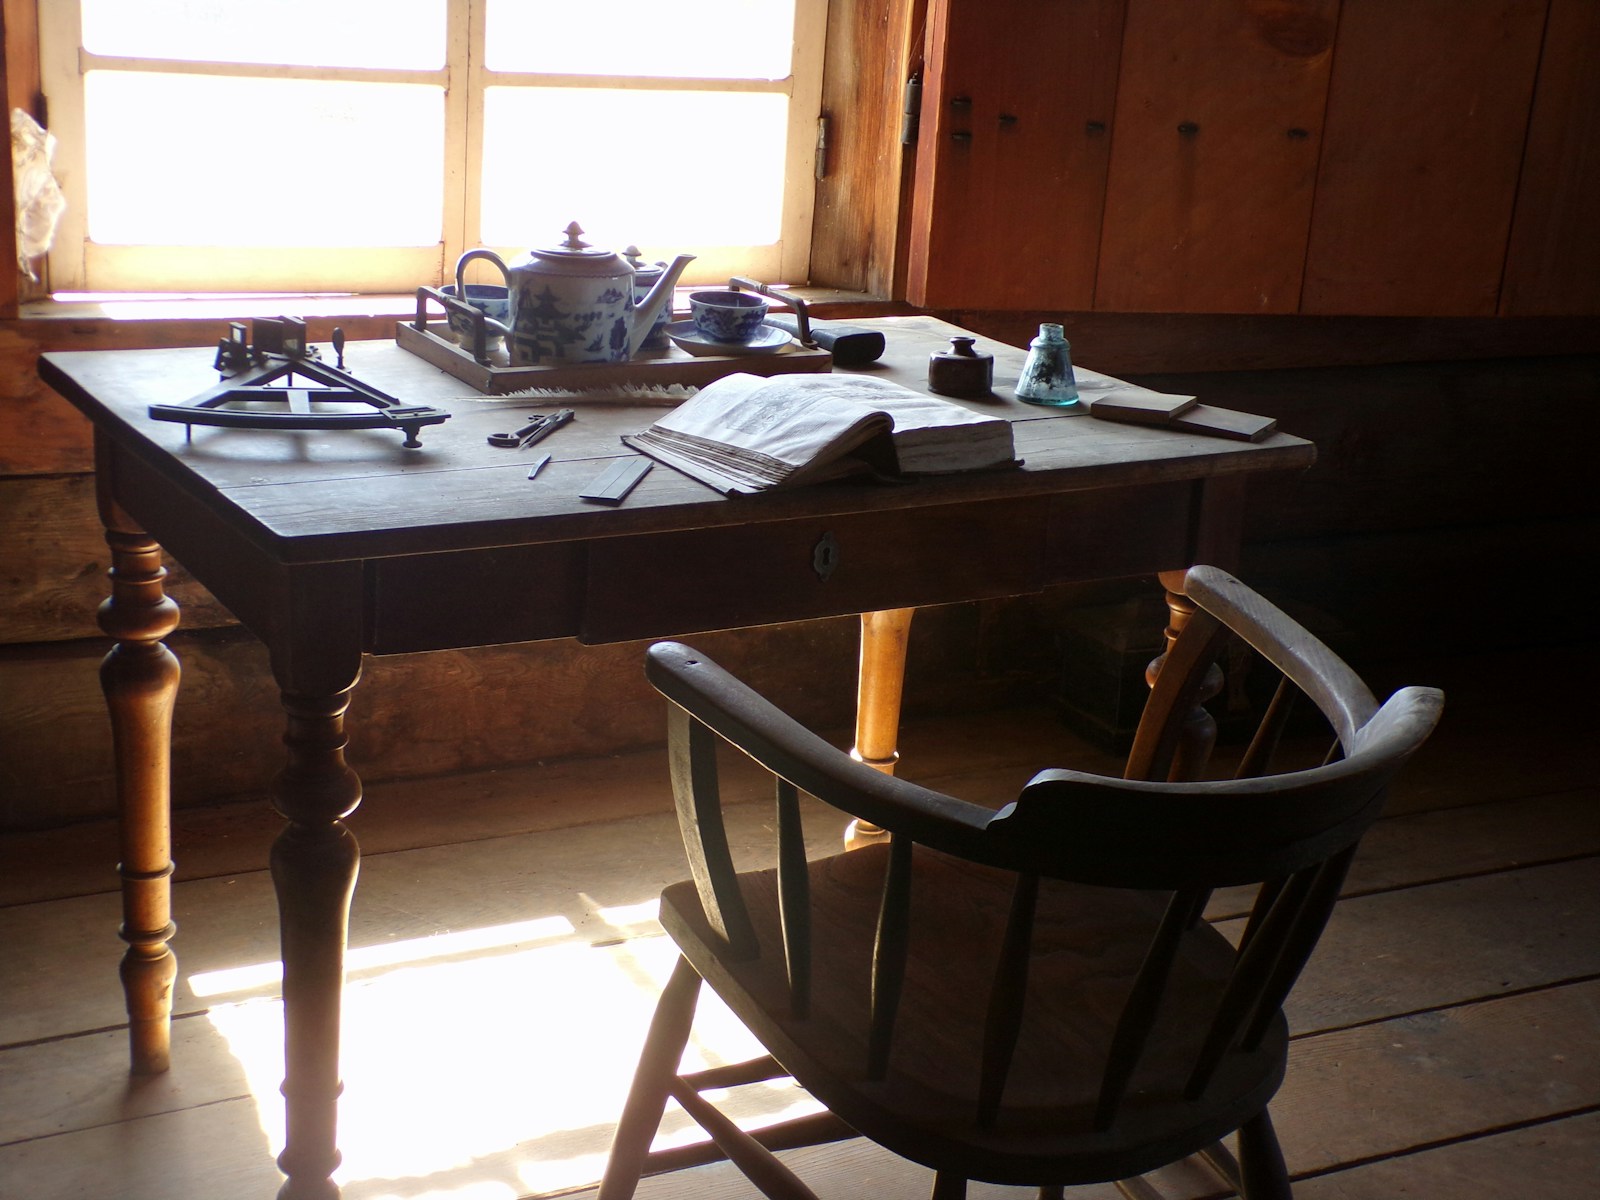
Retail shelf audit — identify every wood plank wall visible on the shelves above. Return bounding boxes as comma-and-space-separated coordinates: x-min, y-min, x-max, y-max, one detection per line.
902, 0, 1600, 318
2, 2, 1597, 832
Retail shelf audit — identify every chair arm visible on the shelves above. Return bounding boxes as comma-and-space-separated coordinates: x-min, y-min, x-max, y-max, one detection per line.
646, 642, 995, 853
1182, 566, 1379, 748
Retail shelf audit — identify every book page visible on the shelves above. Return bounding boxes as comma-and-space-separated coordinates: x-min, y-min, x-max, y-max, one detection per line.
626, 371, 1018, 493
644, 373, 893, 467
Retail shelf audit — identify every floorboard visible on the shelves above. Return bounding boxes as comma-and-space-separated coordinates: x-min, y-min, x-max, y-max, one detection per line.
1292, 1110, 1600, 1199
0, 645, 1592, 1200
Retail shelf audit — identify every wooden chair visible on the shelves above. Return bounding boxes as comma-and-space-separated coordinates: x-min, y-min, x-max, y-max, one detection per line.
600, 566, 1444, 1200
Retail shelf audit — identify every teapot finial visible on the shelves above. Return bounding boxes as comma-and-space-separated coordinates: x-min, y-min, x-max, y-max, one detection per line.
562, 221, 589, 250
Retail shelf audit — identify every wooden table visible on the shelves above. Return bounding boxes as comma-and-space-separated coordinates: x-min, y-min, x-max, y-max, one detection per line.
38, 316, 1313, 1199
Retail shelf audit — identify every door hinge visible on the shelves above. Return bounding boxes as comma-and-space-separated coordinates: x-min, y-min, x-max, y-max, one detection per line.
901, 73, 922, 146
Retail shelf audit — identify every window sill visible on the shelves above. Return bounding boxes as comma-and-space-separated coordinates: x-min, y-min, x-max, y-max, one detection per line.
7, 289, 907, 350
15, 286, 900, 324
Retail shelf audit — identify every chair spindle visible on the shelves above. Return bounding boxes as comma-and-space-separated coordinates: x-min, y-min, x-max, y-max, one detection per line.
1185, 868, 1322, 1099
670, 708, 757, 958
775, 777, 812, 1016
1235, 676, 1298, 779
1095, 886, 1211, 1128
976, 872, 1040, 1127
868, 834, 914, 1079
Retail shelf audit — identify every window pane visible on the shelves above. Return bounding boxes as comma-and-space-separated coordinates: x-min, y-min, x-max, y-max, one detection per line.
85, 73, 443, 246
485, 0, 795, 78
81, 0, 446, 70
480, 88, 787, 250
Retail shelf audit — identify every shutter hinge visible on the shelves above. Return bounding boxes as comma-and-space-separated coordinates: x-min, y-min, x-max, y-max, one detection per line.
901, 73, 922, 146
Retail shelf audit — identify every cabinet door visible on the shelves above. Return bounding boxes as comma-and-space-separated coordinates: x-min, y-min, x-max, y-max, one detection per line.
1093, 0, 1337, 314
1301, 0, 1547, 316
1499, 0, 1600, 316
905, 0, 1125, 311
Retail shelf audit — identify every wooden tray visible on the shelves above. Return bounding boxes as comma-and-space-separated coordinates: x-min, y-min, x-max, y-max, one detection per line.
396, 318, 833, 395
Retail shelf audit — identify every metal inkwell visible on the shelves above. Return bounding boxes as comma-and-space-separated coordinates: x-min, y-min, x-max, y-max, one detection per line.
147, 317, 451, 448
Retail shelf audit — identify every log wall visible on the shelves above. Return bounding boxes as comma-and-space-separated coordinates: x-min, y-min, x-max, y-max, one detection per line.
2, 2, 1597, 830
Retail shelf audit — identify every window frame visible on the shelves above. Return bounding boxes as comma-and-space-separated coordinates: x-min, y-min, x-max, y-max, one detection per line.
37, 0, 827, 294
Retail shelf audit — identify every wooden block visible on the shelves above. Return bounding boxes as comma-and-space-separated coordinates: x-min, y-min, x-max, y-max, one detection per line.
1085, 388, 1197, 426
579, 456, 653, 505
1166, 402, 1277, 441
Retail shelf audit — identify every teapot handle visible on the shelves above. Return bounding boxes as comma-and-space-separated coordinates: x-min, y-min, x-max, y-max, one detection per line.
455, 248, 510, 294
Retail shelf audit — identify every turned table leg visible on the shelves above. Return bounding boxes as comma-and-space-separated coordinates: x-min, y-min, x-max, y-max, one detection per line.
270, 683, 363, 1200
97, 518, 181, 1075
846, 607, 916, 847
1146, 568, 1223, 782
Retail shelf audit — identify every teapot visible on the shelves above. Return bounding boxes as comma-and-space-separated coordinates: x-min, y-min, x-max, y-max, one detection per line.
455, 223, 694, 366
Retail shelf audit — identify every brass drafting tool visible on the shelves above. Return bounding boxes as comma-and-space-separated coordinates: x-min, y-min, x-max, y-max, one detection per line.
148, 317, 451, 449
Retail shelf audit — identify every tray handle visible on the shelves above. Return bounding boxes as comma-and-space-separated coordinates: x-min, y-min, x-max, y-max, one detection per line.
415, 285, 495, 364
728, 277, 814, 348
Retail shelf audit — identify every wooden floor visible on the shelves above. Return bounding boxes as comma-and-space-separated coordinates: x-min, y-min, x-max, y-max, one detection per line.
1, 644, 1595, 1200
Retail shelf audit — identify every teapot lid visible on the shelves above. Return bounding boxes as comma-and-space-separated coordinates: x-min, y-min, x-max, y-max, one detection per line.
529, 222, 628, 275
623, 244, 667, 280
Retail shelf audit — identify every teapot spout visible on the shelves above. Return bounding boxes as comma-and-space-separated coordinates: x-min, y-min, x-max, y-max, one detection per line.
629, 254, 696, 356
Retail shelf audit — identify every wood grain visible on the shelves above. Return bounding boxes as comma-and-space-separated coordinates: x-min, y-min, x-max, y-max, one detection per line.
907, 0, 1126, 309
1273, 980, 1600, 1171
0, 615, 879, 831
1, 473, 239, 644
1499, 0, 1600, 316
936, 310, 1600, 373
809, 0, 921, 297
1301, 0, 1549, 315
1095, 0, 1338, 314
0, 327, 95, 475
1230, 858, 1600, 1035
0, 644, 1592, 1199
1293, 1111, 1600, 1199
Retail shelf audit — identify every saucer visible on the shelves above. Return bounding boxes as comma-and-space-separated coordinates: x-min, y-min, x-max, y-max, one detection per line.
666, 321, 792, 357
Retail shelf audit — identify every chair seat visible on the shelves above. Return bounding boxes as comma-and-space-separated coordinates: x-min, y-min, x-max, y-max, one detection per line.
661, 841, 1288, 1186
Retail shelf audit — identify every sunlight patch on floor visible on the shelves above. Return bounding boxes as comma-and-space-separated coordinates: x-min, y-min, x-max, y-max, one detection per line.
201, 923, 821, 1199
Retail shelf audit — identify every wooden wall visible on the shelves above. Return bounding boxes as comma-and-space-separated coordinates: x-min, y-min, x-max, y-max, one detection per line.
3, 0, 1598, 832
900, 0, 1600, 318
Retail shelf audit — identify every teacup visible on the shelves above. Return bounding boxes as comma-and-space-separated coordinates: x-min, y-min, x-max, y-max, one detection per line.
689, 290, 768, 343
440, 283, 510, 350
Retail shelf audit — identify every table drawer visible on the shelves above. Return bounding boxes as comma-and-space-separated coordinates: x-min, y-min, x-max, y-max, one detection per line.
367, 542, 586, 653
581, 498, 1047, 644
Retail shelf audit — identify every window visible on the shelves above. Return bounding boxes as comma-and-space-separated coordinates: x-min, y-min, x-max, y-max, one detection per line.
37, 0, 827, 294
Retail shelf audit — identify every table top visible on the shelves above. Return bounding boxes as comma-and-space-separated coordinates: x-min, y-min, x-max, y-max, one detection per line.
40, 316, 1315, 569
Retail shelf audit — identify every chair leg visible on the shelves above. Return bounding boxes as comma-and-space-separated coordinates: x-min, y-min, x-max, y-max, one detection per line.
598, 955, 704, 1200
1236, 1109, 1292, 1200
931, 1171, 967, 1199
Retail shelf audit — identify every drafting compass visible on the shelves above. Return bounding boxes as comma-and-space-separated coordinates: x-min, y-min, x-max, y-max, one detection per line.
147, 316, 451, 448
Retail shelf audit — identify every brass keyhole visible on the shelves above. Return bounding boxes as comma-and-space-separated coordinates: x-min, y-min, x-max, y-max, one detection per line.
813, 531, 840, 580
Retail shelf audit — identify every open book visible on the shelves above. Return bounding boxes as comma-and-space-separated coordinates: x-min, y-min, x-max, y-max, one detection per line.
623, 372, 1019, 494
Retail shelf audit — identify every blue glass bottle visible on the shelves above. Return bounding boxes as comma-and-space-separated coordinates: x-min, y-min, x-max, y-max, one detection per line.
1015, 322, 1080, 407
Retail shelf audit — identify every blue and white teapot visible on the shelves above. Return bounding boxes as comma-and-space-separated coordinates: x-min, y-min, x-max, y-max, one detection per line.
455, 223, 693, 366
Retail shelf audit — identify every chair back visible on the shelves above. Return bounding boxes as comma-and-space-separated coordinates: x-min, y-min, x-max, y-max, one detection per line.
645, 566, 1443, 1141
